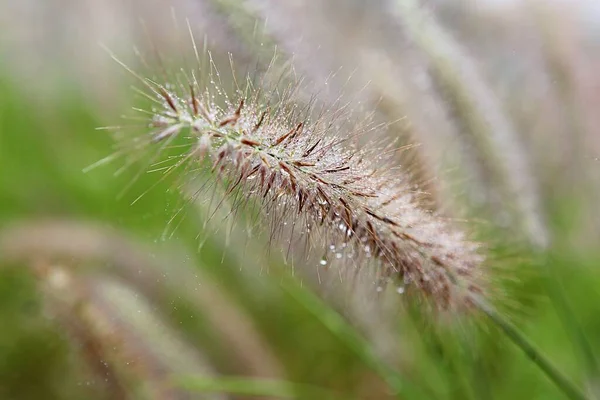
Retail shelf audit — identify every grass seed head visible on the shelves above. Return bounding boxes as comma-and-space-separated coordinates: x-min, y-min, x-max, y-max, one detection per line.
111, 50, 487, 313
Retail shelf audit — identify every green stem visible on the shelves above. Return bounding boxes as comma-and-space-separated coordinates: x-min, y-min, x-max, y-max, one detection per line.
474, 297, 588, 400
543, 255, 599, 389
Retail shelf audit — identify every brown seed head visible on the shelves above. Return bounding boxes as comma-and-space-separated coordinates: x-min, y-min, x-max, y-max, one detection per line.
119, 65, 486, 312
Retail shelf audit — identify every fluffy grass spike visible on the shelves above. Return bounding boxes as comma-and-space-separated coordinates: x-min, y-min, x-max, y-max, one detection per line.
112, 53, 487, 313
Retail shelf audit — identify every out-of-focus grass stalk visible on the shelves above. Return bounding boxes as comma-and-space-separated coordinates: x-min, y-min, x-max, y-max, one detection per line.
0, 220, 284, 380
525, 0, 599, 247
526, 1, 600, 389
391, 0, 548, 249
33, 263, 132, 400
32, 262, 224, 400
3, 221, 360, 399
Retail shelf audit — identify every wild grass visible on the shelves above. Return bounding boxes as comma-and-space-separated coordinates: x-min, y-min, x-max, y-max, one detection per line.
0, 1, 599, 400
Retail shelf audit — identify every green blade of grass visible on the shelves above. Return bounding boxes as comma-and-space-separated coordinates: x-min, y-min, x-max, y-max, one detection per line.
175, 376, 340, 399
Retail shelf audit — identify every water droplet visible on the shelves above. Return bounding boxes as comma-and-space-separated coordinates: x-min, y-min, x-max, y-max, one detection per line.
396, 287, 405, 294
319, 259, 327, 266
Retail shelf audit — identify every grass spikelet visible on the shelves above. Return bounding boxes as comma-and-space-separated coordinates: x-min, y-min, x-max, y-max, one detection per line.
104, 45, 487, 313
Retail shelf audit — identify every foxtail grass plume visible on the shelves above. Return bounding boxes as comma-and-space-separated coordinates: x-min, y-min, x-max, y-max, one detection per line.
107, 47, 487, 312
